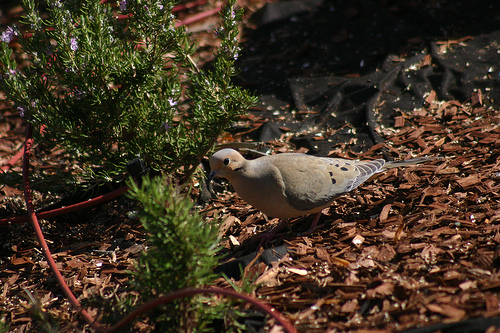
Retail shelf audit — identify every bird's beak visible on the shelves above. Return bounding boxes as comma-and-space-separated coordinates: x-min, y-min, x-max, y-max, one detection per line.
208, 170, 218, 182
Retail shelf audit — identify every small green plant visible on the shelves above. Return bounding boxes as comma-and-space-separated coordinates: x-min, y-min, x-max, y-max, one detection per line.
0, 0, 256, 183
23, 288, 60, 333
127, 175, 247, 332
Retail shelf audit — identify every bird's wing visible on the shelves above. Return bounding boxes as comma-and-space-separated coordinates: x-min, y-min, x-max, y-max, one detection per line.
271, 155, 386, 211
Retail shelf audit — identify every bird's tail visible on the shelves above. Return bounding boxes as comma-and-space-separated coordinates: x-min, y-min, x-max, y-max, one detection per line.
382, 156, 438, 170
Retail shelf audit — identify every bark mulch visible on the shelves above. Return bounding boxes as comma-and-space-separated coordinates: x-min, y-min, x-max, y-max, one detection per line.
208, 90, 500, 332
1, 0, 500, 332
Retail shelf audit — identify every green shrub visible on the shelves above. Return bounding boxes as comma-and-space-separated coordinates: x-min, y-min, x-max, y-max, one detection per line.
127, 175, 247, 332
0, 0, 256, 182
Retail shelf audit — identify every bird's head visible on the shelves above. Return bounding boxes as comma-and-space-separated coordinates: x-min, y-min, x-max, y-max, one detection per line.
208, 148, 246, 181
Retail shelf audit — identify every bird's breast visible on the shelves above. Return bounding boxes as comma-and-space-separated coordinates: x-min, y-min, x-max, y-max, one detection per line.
229, 165, 304, 219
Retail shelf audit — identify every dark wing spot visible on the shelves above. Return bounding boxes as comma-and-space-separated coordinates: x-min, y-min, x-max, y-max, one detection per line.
335, 164, 339, 167
331, 178, 337, 185
340, 167, 348, 171
329, 171, 334, 176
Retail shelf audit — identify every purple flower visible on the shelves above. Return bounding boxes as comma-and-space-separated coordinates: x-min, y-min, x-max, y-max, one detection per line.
17, 106, 26, 117
1, 26, 16, 43
70, 38, 78, 51
119, 0, 127, 11
214, 27, 224, 37
74, 89, 84, 99
163, 123, 171, 132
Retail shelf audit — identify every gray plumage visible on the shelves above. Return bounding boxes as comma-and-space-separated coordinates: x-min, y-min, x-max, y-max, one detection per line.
209, 148, 432, 220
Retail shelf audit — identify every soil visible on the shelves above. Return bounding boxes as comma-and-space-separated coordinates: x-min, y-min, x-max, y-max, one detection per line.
1, 0, 500, 332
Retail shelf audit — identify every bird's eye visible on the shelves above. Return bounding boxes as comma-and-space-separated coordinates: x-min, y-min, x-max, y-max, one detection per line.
223, 158, 230, 166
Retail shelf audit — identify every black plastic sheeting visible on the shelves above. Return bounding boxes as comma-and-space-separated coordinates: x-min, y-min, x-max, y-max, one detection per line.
234, 0, 500, 157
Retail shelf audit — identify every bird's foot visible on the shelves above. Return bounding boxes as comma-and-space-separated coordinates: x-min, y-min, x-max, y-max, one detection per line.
301, 212, 324, 235
256, 220, 287, 248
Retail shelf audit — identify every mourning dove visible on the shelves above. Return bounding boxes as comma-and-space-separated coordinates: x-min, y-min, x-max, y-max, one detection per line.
209, 148, 433, 232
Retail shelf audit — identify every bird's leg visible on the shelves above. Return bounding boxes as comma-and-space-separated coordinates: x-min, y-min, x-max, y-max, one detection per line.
304, 212, 323, 234
257, 219, 288, 248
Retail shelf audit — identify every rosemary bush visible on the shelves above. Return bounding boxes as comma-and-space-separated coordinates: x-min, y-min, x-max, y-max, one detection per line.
127, 175, 246, 332
0, 0, 256, 181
